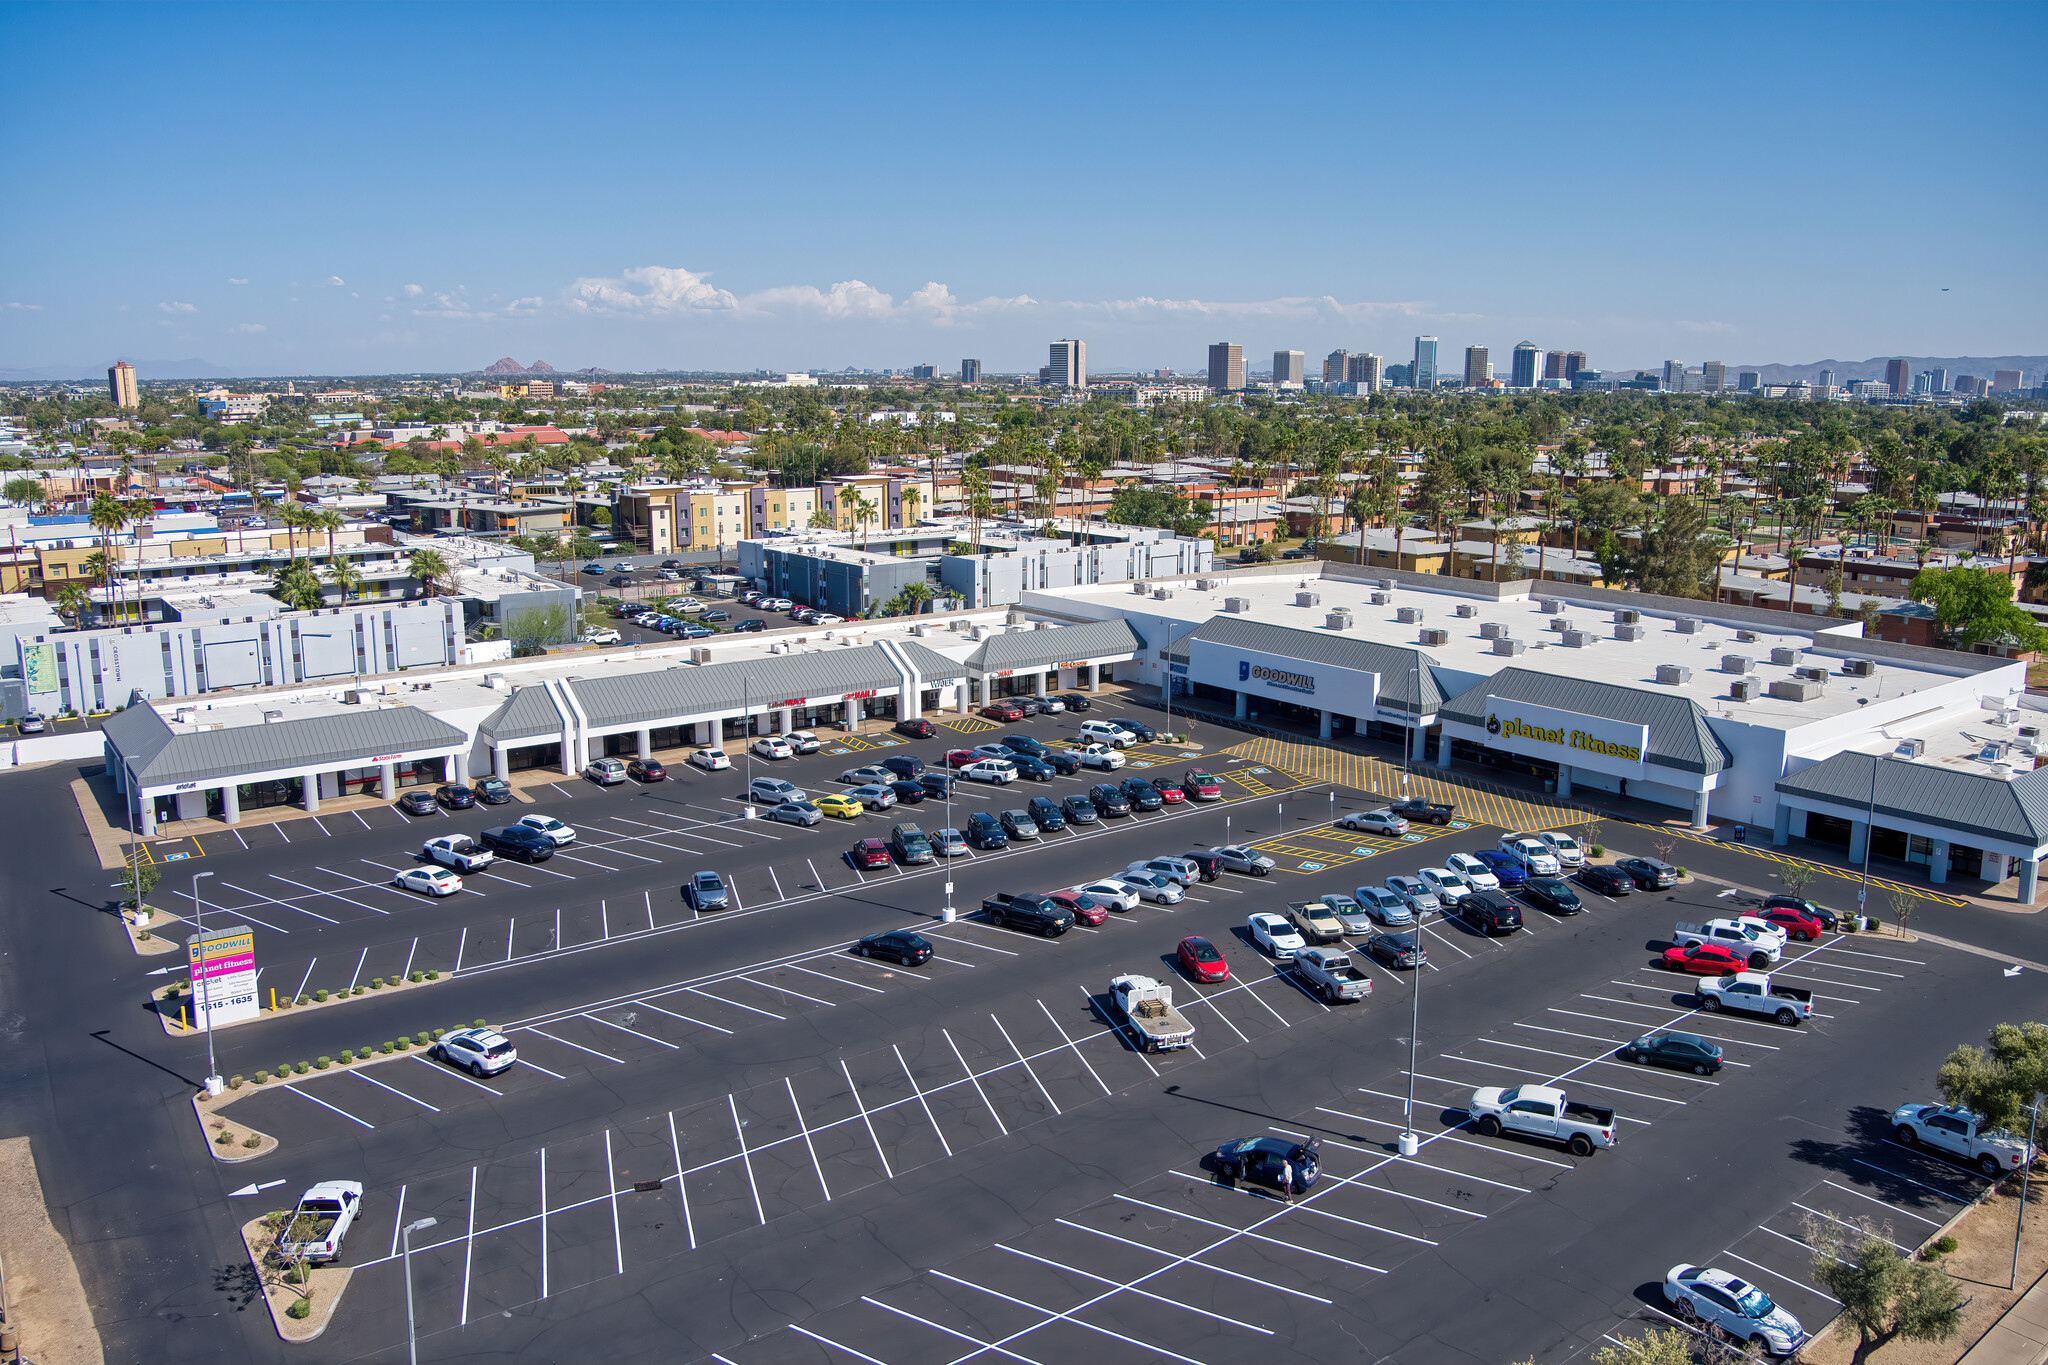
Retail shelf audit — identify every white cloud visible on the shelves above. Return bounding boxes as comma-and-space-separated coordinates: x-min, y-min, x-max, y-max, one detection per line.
326, 275, 345, 286
4, 302, 40, 310
409, 288, 544, 322
233, 323, 266, 334
569, 265, 738, 315
158, 301, 197, 314
403, 284, 423, 296
227, 277, 248, 286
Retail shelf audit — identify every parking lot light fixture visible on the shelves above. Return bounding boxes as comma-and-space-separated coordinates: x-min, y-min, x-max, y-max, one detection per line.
1398, 919, 1422, 1157
403, 1216, 438, 1365
192, 870, 220, 1096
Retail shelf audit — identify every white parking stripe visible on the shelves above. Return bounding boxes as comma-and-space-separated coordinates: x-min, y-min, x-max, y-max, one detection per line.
412, 1057, 500, 1095
689, 986, 784, 1019
1113, 1195, 1386, 1275
1324, 1104, 1576, 1169
1722, 1251, 1840, 1303
284, 1084, 374, 1128
1475, 1036, 1719, 1083
357, 1070, 440, 1112
1053, 1219, 1335, 1303
1821, 1179, 1944, 1225
586, 1014, 680, 1049
632, 999, 734, 1034
521, 1026, 626, 1063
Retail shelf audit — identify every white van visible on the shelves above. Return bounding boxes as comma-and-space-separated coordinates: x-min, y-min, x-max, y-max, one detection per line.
1079, 720, 1139, 749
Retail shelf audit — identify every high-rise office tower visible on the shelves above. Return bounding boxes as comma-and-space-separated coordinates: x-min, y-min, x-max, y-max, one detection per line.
1412, 337, 1438, 390
108, 361, 138, 409
1994, 370, 2025, 393
1701, 361, 1726, 393
1662, 360, 1686, 391
1349, 354, 1382, 391
1208, 342, 1244, 391
1927, 368, 1949, 393
960, 359, 982, 383
1544, 351, 1568, 380
1048, 339, 1086, 389
1738, 370, 1760, 392
1885, 358, 1910, 395
1464, 346, 1490, 388
910, 364, 937, 380
1913, 372, 1934, 396
1324, 350, 1351, 384
1564, 351, 1587, 381
1817, 369, 1836, 390
1511, 342, 1541, 389
1273, 350, 1305, 386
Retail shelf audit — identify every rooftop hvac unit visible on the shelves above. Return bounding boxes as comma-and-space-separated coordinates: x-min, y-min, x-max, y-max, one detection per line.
1676, 617, 1701, 634
1493, 637, 1526, 656
346, 688, 377, 705
1194, 578, 1215, 590
1655, 664, 1692, 685
1153, 588, 1174, 599
972, 626, 991, 640
1419, 627, 1450, 646
1380, 578, 1397, 591
2022, 725, 2042, 741
1369, 591, 1390, 605
1131, 582, 1150, 595
1770, 647, 1801, 666
1894, 737, 1927, 758
1396, 606, 1424, 624
1547, 617, 1572, 631
1615, 624, 1646, 642
1325, 611, 1354, 631
1455, 603, 1478, 618
1614, 609, 1641, 625
1993, 762, 2017, 780
1223, 596, 1251, 613
910, 623, 928, 636
1538, 597, 1563, 613
263, 709, 283, 723
1721, 654, 1752, 674
1794, 665, 1829, 683
1770, 678, 1825, 702
689, 646, 713, 663
1295, 591, 1320, 607
1729, 678, 1756, 701
1035, 620, 1053, 630
483, 673, 508, 691
1479, 622, 1506, 639
1843, 658, 1875, 677
1562, 629, 1593, 648
175, 707, 197, 723
1736, 629, 1760, 643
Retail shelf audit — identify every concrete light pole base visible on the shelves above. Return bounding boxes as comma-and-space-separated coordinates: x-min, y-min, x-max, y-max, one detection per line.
1397, 1131, 1420, 1156
940, 906, 956, 923
205, 1075, 224, 1098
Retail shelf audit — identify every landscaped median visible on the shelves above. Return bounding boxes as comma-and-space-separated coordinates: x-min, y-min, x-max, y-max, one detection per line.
240, 1211, 351, 1344
150, 965, 450, 1037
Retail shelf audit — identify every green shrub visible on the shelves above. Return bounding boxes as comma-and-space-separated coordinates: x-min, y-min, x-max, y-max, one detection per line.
430, 1027, 444, 1040
371, 977, 385, 990
292, 1061, 309, 1075
351, 985, 364, 996
425, 969, 439, 980
242, 1135, 260, 1149
394, 1037, 410, 1051
1676, 866, 1687, 878
313, 1056, 331, 1070
277, 995, 293, 1009
277, 1062, 293, 1077
414, 1032, 430, 1046
296, 994, 310, 1006
409, 969, 423, 983
360, 1045, 372, 1058
380, 1041, 394, 1054
314, 989, 328, 1003
285, 1296, 311, 1320
474, 1018, 487, 1029
228, 1075, 244, 1090
254, 1070, 271, 1084
1590, 844, 1604, 857
338, 1049, 353, 1062
216, 1131, 232, 1145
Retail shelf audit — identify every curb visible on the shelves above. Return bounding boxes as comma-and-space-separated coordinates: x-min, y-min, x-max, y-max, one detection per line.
190, 1091, 277, 1164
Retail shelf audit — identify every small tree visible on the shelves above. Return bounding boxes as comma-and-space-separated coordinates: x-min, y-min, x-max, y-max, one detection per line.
504, 602, 573, 656
127, 859, 161, 911
1888, 888, 1918, 940
1588, 1327, 1695, 1365
1775, 863, 1814, 897
1937, 1022, 2048, 1133
1806, 1211, 1963, 1363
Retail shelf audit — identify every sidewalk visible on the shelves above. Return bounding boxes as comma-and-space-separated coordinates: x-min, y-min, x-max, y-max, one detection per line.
1960, 1270, 2048, 1365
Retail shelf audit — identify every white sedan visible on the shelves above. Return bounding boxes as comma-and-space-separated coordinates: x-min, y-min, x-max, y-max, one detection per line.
1444, 851, 1502, 891
690, 748, 732, 771
516, 814, 577, 845
1418, 867, 1474, 903
1118, 871, 1184, 905
394, 866, 463, 897
1249, 912, 1306, 961
1663, 1264, 1807, 1357
1073, 880, 1140, 911
753, 736, 793, 759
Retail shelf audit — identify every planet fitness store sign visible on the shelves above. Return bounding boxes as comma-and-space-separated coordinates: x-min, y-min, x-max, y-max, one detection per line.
1481, 695, 1648, 779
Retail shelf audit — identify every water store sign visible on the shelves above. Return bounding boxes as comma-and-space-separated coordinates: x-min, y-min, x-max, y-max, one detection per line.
1482, 695, 1648, 777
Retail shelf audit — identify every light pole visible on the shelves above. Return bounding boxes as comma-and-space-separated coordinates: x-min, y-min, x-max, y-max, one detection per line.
1399, 936, 1422, 1156
402, 1216, 438, 1365
741, 676, 754, 819
192, 870, 220, 1095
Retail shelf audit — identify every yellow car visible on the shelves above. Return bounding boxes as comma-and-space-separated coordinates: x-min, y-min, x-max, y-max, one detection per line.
814, 793, 866, 819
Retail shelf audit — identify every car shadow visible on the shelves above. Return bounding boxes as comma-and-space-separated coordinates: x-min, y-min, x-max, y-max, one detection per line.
1784, 1105, 1986, 1214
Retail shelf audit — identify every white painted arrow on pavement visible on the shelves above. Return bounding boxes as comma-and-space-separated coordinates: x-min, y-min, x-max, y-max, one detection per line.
2006, 965, 2025, 978
229, 1180, 287, 1197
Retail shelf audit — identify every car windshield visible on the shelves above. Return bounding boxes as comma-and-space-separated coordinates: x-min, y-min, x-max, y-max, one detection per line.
480, 780, 507, 792
1189, 942, 1221, 961
1730, 1283, 1774, 1317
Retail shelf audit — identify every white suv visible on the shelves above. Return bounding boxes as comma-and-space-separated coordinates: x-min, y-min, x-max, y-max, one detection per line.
1079, 720, 1138, 748
962, 759, 1017, 784
1537, 830, 1585, 867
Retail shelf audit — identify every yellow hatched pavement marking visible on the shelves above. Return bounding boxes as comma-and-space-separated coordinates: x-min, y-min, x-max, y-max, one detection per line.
1648, 825, 1971, 908
941, 717, 998, 734
1218, 737, 1592, 833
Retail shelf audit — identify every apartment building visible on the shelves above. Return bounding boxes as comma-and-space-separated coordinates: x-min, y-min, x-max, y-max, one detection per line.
747, 484, 819, 537
195, 390, 266, 424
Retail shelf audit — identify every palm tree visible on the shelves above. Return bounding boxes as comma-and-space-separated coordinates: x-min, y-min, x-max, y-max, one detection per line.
408, 547, 451, 600
901, 486, 922, 527
853, 496, 877, 550
272, 560, 326, 612
899, 581, 934, 616
54, 583, 89, 623
318, 508, 345, 565
86, 493, 133, 622
327, 557, 364, 606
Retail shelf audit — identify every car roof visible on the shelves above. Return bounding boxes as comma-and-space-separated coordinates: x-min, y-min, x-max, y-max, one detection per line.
1250, 911, 1291, 927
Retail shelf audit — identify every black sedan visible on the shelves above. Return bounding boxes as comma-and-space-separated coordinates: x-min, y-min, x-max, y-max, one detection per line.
854, 931, 933, 967
472, 776, 514, 804
1521, 877, 1584, 915
1061, 793, 1100, 824
1613, 856, 1679, 889
435, 783, 475, 810
1114, 719, 1157, 741
1055, 693, 1091, 712
479, 825, 554, 861
1090, 784, 1131, 817
888, 780, 926, 805
1044, 750, 1084, 776
1120, 778, 1163, 811
396, 790, 439, 816
1363, 931, 1427, 969
881, 755, 926, 779
1213, 1135, 1321, 1193
1576, 864, 1635, 896
894, 718, 937, 739
1002, 736, 1051, 758
1623, 1029, 1723, 1075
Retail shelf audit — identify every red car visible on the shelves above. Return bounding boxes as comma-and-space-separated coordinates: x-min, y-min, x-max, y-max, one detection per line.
1045, 891, 1109, 927
1177, 935, 1230, 983
1182, 769, 1223, 800
1753, 904, 1825, 941
848, 838, 891, 870
1151, 778, 1186, 804
944, 748, 981, 768
980, 703, 1025, 722
1660, 942, 1747, 976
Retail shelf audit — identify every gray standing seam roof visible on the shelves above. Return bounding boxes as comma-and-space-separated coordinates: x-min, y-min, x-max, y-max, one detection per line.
569, 644, 912, 731
1776, 751, 2048, 848
478, 686, 565, 744
1164, 616, 1446, 716
1438, 667, 1730, 775
111, 704, 468, 790
894, 640, 968, 682
963, 619, 1146, 675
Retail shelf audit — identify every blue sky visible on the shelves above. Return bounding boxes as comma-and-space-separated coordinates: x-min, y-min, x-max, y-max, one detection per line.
3, 1, 2042, 378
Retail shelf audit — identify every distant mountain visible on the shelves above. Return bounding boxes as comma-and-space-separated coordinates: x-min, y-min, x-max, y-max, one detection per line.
526, 359, 555, 374
0, 357, 237, 381
477, 357, 557, 375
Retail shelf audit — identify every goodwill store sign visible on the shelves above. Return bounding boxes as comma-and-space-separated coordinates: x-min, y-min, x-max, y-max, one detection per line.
1186, 638, 1378, 712
1483, 696, 1648, 777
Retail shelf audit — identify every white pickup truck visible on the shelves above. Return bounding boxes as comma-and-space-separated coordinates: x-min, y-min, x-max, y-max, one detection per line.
1110, 974, 1195, 1051
277, 1181, 364, 1263
1672, 918, 1782, 968
1469, 1083, 1618, 1156
422, 834, 495, 872
1289, 947, 1373, 1003
1696, 971, 1812, 1026
1892, 1103, 2037, 1177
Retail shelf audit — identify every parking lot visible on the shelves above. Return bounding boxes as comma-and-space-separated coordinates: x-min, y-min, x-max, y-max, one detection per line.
32, 702, 2048, 1365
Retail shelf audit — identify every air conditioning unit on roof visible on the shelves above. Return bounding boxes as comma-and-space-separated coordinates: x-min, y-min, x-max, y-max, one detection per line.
1538, 598, 1563, 613
1736, 629, 1760, 643
1729, 678, 1756, 701
1843, 658, 1874, 677
1722, 654, 1752, 674
1479, 622, 1506, 639
1370, 591, 1390, 605
1455, 603, 1477, 618
1771, 646, 1801, 666
1615, 624, 1646, 641
1614, 609, 1641, 624
1656, 664, 1691, 685
1396, 606, 1424, 624
1561, 629, 1593, 648
1419, 627, 1449, 646
1492, 637, 1525, 656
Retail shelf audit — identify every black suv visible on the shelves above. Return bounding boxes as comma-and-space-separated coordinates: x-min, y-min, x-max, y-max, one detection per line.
1089, 783, 1131, 817
917, 770, 958, 797
1120, 778, 1163, 811
480, 825, 556, 862
880, 755, 926, 779
1026, 796, 1066, 832
1181, 850, 1225, 882
965, 811, 1008, 849
1109, 719, 1156, 741
1044, 750, 1084, 776
472, 777, 514, 805
1002, 736, 1051, 759
1458, 890, 1523, 935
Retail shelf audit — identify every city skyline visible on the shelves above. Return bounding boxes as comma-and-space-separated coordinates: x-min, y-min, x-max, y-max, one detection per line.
3, 1, 2042, 376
